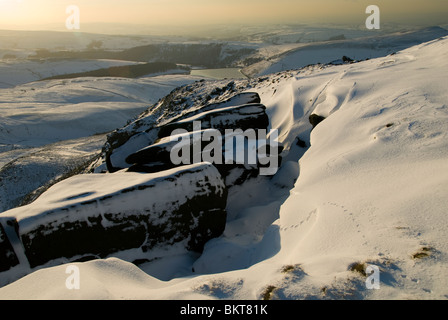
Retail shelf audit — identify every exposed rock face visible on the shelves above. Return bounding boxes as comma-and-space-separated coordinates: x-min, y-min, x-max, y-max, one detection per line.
0, 89, 278, 279
309, 114, 326, 129
0, 220, 20, 272
125, 128, 283, 186
156, 103, 269, 139
0, 163, 227, 271
105, 92, 262, 173
105, 92, 281, 188
161, 91, 262, 129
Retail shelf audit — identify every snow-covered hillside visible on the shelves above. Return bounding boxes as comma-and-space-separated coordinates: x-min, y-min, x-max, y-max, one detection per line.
242, 26, 448, 77
0, 59, 144, 88
0, 74, 205, 212
0, 34, 447, 300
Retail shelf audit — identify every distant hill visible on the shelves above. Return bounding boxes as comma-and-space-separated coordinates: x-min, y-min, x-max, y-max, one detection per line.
42, 62, 187, 80
30, 43, 256, 68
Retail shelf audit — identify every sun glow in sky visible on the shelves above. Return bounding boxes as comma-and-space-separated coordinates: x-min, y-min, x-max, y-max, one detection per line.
0, 0, 447, 32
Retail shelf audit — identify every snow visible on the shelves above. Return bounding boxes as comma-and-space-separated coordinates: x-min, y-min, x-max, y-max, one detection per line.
0, 73, 206, 212
0, 162, 227, 286
0, 59, 143, 88
242, 26, 448, 77
0, 74, 205, 147
1, 34, 448, 300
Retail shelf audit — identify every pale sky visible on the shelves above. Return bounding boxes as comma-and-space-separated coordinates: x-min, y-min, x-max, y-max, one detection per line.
0, 0, 447, 31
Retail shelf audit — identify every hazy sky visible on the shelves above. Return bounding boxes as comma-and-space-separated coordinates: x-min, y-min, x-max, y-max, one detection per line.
0, 0, 447, 31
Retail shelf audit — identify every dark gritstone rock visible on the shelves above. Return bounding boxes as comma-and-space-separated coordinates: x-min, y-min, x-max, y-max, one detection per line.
119, 93, 281, 187
0, 219, 20, 272
156, 103, 270, 140
125, 127, 283, 187
0, 89, 276, 278
105, 92, 262, 173
163, 92, 262, 127
0, 163, 227, 270
309, 114, 326, 129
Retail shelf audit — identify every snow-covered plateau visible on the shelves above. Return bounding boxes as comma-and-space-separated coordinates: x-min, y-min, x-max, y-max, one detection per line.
0, 32, 447, 300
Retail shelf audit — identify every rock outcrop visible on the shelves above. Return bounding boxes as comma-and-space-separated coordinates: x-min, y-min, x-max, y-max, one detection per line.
0, 89, 280, 280
105, 92, 262, 172
105, 92, 281, 187
0, 163, 227, 272
156, 103, 269, 139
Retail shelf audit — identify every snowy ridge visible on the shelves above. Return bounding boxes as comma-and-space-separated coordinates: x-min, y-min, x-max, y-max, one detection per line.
0, 35, 448, 299
242, 26, 448, 77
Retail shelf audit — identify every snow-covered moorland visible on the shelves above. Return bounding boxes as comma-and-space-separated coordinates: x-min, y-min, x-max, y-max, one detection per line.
0, 34, 448, 300
0, 74, 205, 212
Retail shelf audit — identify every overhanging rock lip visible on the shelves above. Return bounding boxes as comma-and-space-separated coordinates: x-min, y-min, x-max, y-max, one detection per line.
2, 162, 226, 233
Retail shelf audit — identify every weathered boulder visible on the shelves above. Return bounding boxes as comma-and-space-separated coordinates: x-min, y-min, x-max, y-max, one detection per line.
105, 92, 262, 173
126, 130, 209, 174
0, 163, 227, 271
0, 220, 20, 272
309, 114, 326, 129
162, 92, 262, 128
157, 103, 269, 139
106, 129, 159, 172
126, 128, 283, 186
